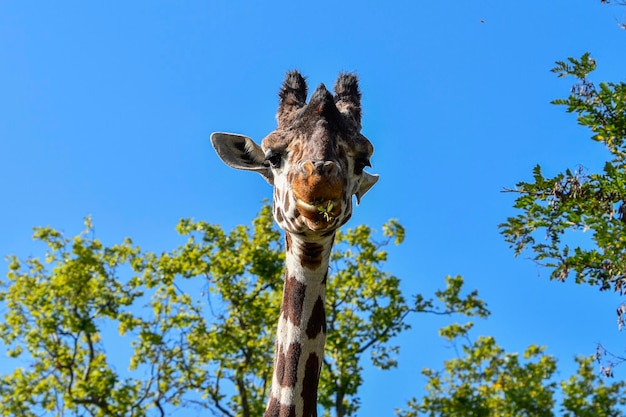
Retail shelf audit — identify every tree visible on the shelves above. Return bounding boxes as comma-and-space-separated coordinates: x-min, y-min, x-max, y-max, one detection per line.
500, 53, 626, 297
499, 53, 626, 369
398, 322, 626, 417
0, 203, 487, 417
398, 49, 626, 416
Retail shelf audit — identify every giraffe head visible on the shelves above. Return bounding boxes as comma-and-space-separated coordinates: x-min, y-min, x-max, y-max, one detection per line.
211, 71, 378, 235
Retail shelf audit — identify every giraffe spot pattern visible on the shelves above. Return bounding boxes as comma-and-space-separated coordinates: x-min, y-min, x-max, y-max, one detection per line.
285, 233, 292, 253
274, 344, 286, 387
265, 397, 296, 417
305, 296, 326, 339
281, 342, 302, 388
281, 275, 306, 326
299, 242, 324, 269
281, 404, 297, 417
302, 353, 321, 417
275, 208, 285, 224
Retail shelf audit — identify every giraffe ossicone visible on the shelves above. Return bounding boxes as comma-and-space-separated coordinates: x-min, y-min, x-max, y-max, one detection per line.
211, 71, 378, 417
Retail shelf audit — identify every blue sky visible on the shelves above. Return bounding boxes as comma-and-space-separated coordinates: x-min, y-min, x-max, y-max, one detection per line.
2, 1, 626, 415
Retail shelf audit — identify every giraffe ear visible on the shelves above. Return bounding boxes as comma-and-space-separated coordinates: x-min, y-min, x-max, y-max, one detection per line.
211, 132, 273, 184
355, 172, 379, 204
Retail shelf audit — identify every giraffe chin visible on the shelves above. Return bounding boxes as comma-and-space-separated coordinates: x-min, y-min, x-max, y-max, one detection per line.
296, 198, 342, 232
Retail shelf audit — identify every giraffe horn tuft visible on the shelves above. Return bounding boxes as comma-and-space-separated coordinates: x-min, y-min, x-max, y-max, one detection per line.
279, 71, 307, 107
277, 70, 308, 128
334, 73, 362, 129
334, 73, 360, 103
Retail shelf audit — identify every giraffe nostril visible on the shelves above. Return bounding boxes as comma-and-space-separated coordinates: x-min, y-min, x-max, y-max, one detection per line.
321, 161, 338, 175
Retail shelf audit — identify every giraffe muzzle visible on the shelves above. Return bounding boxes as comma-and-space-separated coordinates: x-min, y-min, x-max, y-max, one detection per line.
295, 197, 343, 230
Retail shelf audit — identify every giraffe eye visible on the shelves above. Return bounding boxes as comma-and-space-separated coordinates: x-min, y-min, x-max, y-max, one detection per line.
354, 158, 371, 175
265, 151, 283, 169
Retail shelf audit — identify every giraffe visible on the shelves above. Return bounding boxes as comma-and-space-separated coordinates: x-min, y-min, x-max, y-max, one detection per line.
210, 71, 378, 417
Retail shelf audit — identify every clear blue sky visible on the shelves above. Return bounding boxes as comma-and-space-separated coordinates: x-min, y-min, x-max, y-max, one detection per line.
2, 1, 626, 415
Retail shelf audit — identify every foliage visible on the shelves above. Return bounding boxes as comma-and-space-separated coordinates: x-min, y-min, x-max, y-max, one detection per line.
402, 51, 626, 417
322, 220, 488, 417
398, 323, 626, 417
0, 203, 486, 417
500, 53, 626, 294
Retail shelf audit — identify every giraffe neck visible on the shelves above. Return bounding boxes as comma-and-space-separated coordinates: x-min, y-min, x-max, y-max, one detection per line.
264, 231, 335, 417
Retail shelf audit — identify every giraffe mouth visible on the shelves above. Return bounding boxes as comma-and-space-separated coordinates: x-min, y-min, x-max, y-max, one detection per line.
296, 198, 342, 230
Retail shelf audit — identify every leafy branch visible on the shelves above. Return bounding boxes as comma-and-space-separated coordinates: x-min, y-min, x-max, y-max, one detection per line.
500, 54, 626, 294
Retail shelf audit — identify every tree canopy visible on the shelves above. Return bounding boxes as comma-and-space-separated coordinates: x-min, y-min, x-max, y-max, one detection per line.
499, 54, 626, 372
2, 199, 625, 416
0, 204, 488, 416
398, 322, 626, 417
500, 53, 626, 295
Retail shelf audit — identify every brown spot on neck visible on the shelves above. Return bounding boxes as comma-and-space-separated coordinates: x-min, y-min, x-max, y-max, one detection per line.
281, 275, 306, 326
305, 297, 326, 339
265, 397, 296, 417
285, 233, 292, 254
301, 353, 321, 417
274, 342, 302, 388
